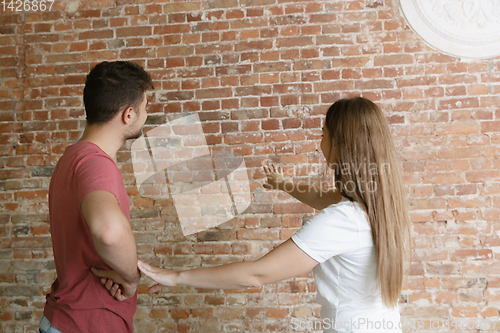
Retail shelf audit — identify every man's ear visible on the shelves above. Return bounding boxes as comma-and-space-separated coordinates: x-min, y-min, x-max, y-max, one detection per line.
121, 106, 135, 125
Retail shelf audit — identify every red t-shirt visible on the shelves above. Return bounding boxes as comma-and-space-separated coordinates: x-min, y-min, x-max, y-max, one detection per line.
44, 141, 136, 333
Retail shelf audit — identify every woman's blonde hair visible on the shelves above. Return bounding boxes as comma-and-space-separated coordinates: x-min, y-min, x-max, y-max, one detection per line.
325, 97, 411, 308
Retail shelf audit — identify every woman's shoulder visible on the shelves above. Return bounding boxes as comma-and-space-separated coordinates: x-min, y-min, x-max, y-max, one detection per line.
321, 195, 369, 226
324, 195, 364, 212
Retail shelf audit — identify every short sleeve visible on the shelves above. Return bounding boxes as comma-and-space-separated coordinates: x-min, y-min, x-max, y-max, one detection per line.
291, 201, 361, 263
75, 154, 122, 206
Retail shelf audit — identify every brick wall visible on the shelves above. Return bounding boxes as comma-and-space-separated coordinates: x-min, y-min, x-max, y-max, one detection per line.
1, 0, 500, 332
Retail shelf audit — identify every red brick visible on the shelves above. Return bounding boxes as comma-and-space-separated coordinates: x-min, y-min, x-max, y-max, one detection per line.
78, 30, 114, 40
374, 54, 414, 66
259, 119, 277, 130
254, 62, 291, 73
192, 308, 213, 318
11, 237, 47, 248
267, 308, 288, 318
438, 97, 479, 110
235, 40, 273, 52
355, 79, 394, 90
224, 133, 263, 145
451, 250, 493, 262
195, 88, 232, 99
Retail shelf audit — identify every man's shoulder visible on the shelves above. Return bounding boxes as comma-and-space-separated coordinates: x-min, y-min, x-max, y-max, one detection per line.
66, 141, 109, 158
59, 142, 114, 166
53, 142, 117, 183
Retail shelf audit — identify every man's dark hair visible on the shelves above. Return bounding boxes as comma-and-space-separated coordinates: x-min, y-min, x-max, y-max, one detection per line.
83, 61, 154, 125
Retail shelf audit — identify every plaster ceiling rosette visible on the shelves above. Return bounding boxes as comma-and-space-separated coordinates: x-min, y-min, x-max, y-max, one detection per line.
399, 0, 500, 59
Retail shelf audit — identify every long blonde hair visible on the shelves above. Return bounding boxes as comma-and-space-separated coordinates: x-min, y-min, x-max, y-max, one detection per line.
325, 97, 411, 308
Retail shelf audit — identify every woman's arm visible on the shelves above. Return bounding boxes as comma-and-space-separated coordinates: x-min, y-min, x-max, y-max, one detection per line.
263, 164, 342, 210
138, 239, 318, 293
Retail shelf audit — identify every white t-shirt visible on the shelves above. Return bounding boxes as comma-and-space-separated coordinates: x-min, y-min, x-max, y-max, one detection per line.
291, 196, 402, 333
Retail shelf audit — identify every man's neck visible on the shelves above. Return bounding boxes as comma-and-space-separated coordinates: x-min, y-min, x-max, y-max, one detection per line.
78, 124, 124, 160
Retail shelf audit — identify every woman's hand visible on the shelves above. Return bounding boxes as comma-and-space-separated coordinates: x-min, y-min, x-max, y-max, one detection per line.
263, 164, 286, 190
137, 260, 179, 293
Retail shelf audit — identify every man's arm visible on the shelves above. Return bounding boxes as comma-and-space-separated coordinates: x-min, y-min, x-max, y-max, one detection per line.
81, 190, 140, 300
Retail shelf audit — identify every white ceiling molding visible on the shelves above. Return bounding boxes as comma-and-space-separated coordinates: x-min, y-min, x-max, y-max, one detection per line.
399, 0, 500, 60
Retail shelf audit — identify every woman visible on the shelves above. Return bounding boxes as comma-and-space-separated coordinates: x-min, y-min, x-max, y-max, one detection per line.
96, 97, 411, 332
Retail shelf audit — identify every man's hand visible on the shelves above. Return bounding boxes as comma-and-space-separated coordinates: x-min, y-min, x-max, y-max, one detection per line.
137, 260, 178, 293
91, 267, 139, 301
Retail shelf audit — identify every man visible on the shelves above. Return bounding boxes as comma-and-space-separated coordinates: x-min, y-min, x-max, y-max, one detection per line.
39, 61, 154, 333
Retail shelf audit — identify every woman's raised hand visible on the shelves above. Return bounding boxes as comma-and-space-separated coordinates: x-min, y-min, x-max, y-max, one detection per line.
263, 164, 286, 190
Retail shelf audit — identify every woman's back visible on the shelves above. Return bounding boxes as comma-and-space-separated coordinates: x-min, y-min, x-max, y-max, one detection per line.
292, 197, 402, 333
